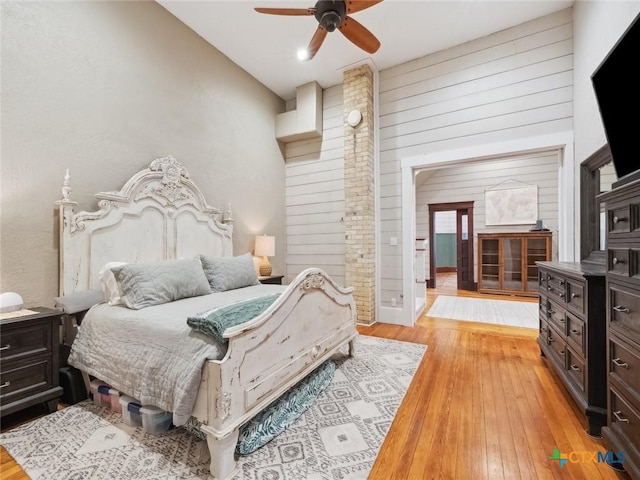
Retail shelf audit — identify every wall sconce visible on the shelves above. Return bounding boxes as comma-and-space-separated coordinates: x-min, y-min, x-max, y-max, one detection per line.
255, 234, 275, 277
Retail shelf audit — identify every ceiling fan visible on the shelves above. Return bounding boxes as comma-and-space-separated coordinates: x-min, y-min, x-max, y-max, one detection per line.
254, 0, 382, 61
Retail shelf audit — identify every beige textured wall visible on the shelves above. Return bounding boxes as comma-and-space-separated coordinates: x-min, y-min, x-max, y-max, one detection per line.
0, 1, 285, 307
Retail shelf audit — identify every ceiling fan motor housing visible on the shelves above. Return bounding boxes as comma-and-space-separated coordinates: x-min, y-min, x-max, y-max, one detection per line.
314, 0, 346, 32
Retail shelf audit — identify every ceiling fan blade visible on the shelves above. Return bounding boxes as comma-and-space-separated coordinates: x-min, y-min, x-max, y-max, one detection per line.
338, 16, 380, 54
254, 7, 314, 16
346, 0, 383, 14
305, 26, 328, 60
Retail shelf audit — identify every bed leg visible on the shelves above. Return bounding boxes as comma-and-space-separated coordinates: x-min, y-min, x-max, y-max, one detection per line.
203, 427, 240, 480
348, 338, 356, 357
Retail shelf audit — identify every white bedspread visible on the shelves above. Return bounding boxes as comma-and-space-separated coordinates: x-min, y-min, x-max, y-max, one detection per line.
68, 284, 286, 426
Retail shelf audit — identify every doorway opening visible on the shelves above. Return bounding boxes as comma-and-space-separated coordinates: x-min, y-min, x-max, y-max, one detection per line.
428, 201, 474, 291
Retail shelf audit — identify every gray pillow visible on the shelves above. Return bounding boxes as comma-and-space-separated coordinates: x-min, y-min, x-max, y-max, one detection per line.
111, 256, 211, 309
200, 253, 260, 292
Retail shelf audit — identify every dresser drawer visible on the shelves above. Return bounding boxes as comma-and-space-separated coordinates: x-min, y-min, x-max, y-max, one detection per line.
0, 357, 54, 403
547, 300, 567, 335
566, 311, 585, 357
609, 283, 640, 345
0, 322, 53, 362
539, 318, 550, 342
546, 275, 567, 304
609, 248, 631, 277
566, 280, 585, 315
609, 388, 640, 454
539, 271, 548, 293
608, 204, 632, 235
548, 325, 567, 369
610, 336, 640, 403
567, 347, 585, 393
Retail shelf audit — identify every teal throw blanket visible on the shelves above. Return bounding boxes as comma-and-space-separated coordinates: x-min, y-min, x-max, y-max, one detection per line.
187, 293, 281, 344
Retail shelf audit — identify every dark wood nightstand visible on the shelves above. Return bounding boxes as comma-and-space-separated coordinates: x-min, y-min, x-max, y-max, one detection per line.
259, 275, 284, 285
0, 307, 63, 417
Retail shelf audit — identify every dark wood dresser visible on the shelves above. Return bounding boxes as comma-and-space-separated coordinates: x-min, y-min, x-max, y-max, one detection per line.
600, 174, 640, 479
0, 307, 63, 416
537, 261, 607, 436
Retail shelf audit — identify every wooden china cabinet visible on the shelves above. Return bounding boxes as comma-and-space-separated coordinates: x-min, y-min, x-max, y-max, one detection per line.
477, 231, 552, 297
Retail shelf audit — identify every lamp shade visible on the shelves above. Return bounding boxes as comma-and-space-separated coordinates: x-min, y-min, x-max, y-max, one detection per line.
255, 235, 275, 257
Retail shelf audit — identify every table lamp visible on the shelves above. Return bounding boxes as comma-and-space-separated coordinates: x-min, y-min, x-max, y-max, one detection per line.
255, 235, 275, 276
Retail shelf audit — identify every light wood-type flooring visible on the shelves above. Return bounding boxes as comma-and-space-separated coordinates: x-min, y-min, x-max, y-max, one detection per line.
1, 287, 627, 480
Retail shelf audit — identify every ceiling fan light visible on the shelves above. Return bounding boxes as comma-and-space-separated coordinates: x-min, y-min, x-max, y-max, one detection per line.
297, 48, 310, 61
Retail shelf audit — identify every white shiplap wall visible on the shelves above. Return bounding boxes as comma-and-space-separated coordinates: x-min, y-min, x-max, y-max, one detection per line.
378, 8, 573, 308
415, 152, 560, 283
284, 85, 345, 285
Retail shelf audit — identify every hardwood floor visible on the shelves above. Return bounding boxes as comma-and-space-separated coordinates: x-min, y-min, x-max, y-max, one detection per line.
1, 288, 626, 480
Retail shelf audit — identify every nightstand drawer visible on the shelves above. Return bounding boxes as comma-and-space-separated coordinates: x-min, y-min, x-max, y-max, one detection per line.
0, 322, 53, 362
0, 356, 54, 403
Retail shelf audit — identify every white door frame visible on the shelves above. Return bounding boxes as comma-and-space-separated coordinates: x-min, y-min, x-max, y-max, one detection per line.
393, 131, 575, 327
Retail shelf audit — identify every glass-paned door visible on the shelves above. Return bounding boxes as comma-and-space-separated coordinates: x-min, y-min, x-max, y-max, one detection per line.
526, 238, 548, 291
480, 238, 500, 289
502, 238, 523, 291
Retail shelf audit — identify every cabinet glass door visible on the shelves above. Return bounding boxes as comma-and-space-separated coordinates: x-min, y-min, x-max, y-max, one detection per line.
526, 238, 547, 291
502, 238, 523, 291
481, 238, 500, 289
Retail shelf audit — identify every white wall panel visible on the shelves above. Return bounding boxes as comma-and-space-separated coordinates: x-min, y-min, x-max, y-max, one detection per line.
284, 84, 345, 286
377, 9, 573, 309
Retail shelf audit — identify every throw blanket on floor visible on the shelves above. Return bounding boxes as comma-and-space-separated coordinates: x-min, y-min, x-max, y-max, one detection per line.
187, 293, 281, 343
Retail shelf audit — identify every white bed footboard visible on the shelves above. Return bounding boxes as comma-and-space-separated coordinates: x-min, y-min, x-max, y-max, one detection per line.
192, 268, 357, 480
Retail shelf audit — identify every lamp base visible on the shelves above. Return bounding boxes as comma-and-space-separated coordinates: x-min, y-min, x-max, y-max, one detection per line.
259, 264, 272, 277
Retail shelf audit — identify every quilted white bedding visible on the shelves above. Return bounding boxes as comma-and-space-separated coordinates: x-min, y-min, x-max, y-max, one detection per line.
68, 283, 286, 426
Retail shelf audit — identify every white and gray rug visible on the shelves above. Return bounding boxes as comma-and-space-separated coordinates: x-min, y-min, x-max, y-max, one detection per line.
0, 335, 426, 480
426, 295, 538, 328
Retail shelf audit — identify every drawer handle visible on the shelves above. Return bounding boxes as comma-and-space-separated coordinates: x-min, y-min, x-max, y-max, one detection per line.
0, 344, 10, 351
548, 309, 555, 315
612, 358, 629, 369
560, 350, 566, 356
612, 257, 626, 265
613, 216, 627, 224
613, 411, 629, 423
571, 293, 579, 299
0, 381, 10, 389
547, 286, 553, 292
570, 364, 581, 371
559, 293, 566, 299
559, 318, 566, 323
541, 327, 548, 333
570, 329, 580, 335
549, 275, 554, 280
613, 305, 630, 314
559, 280, 565, 286
549, 337, 555, 343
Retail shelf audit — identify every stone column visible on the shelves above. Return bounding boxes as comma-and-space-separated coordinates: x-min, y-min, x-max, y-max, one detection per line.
343, 64, 375, 325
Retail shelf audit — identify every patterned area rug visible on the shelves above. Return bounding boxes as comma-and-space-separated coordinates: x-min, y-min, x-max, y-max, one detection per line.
426, 295, 538, 328
0, 335, 426, 480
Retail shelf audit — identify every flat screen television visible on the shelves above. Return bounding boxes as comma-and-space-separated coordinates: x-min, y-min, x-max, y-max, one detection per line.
591, 12, 640, 186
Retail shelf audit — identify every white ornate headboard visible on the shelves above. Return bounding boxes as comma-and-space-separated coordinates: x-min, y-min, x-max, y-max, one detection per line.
56, 156, 234, 295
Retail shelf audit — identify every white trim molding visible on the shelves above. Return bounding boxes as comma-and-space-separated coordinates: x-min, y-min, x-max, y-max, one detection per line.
394, 131, 575, 327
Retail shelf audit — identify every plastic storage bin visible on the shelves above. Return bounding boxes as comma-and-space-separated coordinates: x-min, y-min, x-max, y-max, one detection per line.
109, 388, 122, 413
140, 405, 173, 435
90, 379, 111, 407
119, 395, 142, 426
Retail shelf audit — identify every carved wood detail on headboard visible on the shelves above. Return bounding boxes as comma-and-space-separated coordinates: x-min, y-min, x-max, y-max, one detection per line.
56, 156, 234, 295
